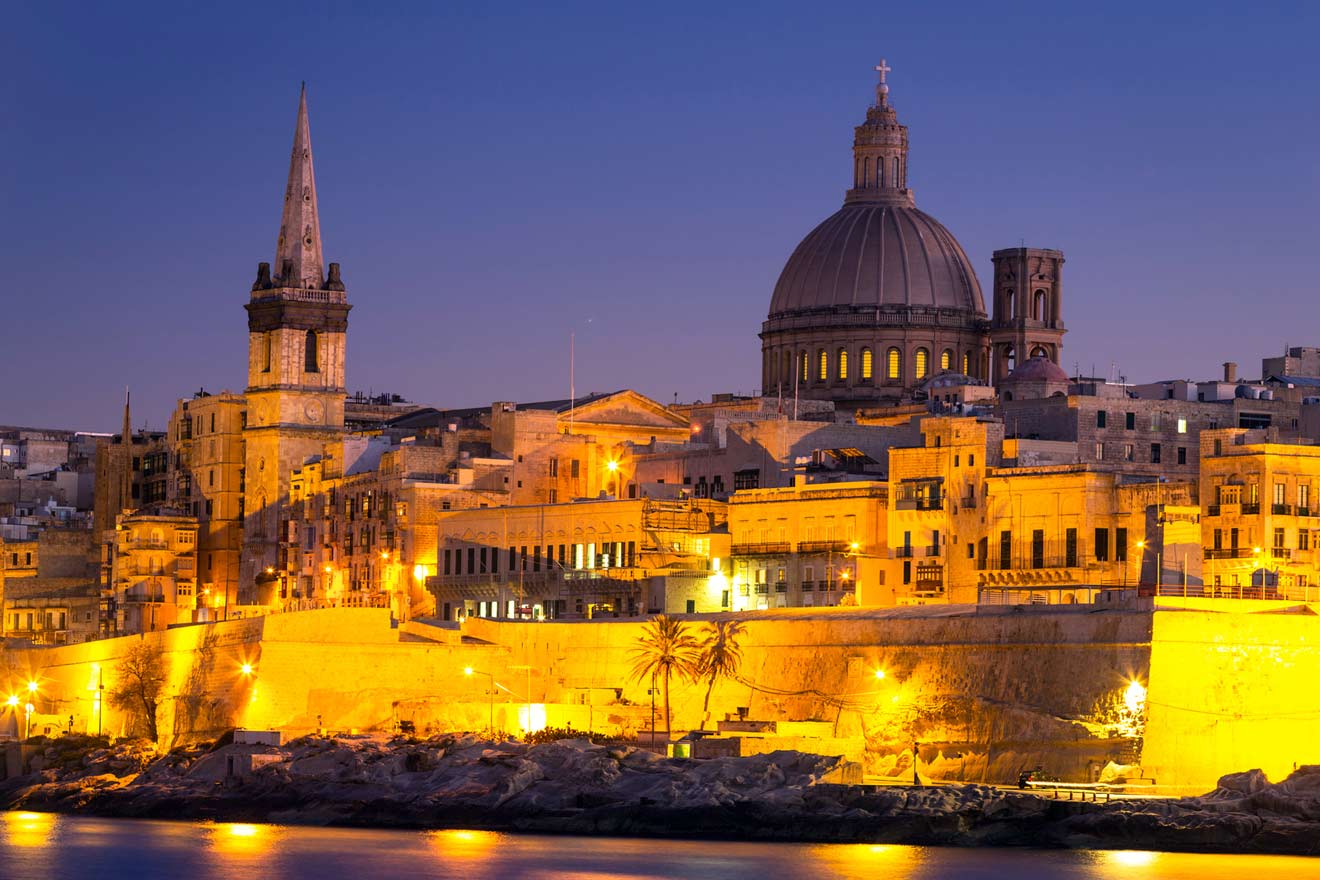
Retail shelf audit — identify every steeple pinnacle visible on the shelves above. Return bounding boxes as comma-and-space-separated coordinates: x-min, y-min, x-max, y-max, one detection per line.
274, 83, 325, 289
844, 58, 913, 208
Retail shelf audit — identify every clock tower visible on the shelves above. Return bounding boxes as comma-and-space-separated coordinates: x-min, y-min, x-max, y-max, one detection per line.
241, 85, 350, 601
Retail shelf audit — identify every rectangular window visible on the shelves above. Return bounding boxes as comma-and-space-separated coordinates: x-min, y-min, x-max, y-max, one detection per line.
1094, 528, 1110, 562
902, 560, 911, 584
1095, 442, 1104, 460
1151, 443, 1161, 463
1213, 528, 1223, 550
570, 459, 580, 479
1300, 531, 1311, 551
999, 530, 1012, 569
443, 549, 451, 575
1065, 528, 1078, 567
1301, 485, 1311, 510
1177, 418, 1187, 434
1125, 412, 1135, 430
1274, 528, 1286, 551
1096, 410, 1107, 428
1124, 444, 1134, 462
1177, 447, 1186, 465
467, 547, 475, 573
479, 547, 488, 574
1274, 483, 1286, 506
1031, 530, 1045, 569
1115, 528, 1128, 562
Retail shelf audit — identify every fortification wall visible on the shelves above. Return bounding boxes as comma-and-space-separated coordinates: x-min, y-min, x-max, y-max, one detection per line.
7, 604, 1316, 792
1145, 609, 1320, 791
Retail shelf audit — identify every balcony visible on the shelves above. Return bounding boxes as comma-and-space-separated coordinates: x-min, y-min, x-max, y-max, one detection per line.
925, 544, 942, 558
1206, 548, 1252, 560
1241, 503, 1261, 515
801, 580, 815, 591
1299, 507, 1314, 518
896, 496, 944, 511
893, 546, 916, 558
1206, 504, 1221, 517
731, 541, 793, 556
797, 540, 848, 554
754, 584, 769, 595
774, 581, 787, 593
1273, 503, 1293, 516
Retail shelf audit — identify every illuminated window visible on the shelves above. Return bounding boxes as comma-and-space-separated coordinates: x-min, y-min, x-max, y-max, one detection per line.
915, 348, 929, 379
305, 330, 319, 373
817, 350, 828, 381
886, 347, 901, 380
800, 351, 808, 382
837, 348, 848, 380
941, 349, 952, 371
1177, 418, 1187, 434
962, 352, 970, 375
861, 348, 873, 380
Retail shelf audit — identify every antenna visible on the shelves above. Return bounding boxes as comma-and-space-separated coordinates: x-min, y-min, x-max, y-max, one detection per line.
568, 332, 575, 434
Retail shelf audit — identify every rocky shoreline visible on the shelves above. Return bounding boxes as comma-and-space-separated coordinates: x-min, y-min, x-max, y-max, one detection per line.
3, 734, 1319, 855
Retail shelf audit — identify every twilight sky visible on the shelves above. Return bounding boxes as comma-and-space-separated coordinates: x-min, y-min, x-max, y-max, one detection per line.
3, 2, 1318, 433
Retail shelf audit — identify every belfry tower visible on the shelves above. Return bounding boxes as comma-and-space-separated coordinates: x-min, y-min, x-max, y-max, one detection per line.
241, 85, 350, 601
988, 247, 1066, 384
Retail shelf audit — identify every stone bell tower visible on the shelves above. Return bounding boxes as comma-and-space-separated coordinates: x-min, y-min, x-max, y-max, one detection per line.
240, 84, 350, 602
989, 247, 1065, 384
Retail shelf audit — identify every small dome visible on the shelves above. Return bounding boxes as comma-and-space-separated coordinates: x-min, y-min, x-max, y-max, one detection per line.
1002, 355, 1069, 384
768, 205, 984, 316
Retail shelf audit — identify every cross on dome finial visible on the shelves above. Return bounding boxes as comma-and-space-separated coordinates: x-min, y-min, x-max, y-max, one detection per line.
874, 58, 892, 105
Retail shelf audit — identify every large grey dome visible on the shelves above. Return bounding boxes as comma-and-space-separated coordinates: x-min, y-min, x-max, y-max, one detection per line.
768, 204, 984, 317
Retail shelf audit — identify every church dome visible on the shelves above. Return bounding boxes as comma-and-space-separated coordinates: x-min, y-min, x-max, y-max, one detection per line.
768, 204, 983, 316
1001, 355, 1069, 385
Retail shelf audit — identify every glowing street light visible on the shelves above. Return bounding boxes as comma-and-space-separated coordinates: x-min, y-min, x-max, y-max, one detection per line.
5, 695, 17, 709
605, 460, 619, 473
874, 669, 886, 680
26, 681, 38, 694
240, 663, 254, 676
380, 551, 390, 561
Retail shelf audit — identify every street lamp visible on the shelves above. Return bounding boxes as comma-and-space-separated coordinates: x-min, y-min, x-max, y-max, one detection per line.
464, 667, 494, 736
240, 663, 254, 677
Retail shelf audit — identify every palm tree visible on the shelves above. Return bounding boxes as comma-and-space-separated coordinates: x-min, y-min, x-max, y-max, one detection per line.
697, 619, 746, 727
629, 614, 700, 744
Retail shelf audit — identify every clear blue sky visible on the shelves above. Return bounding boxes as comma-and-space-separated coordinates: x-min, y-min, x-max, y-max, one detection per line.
4, 1, 1318, 432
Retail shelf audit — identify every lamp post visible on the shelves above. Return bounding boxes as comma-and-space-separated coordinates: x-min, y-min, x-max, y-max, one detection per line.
5, 694, 18, 740
465, 667, 494, 736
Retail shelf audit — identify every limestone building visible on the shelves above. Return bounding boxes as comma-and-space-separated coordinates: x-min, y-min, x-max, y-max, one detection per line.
727, 481, 888, 609
240, 86, 350, 600
1199, 428, 1320, 596
108, 506, 199, 634
168, 390, 247, 616
759, 62, 1066, 407
428, 497, 729, 620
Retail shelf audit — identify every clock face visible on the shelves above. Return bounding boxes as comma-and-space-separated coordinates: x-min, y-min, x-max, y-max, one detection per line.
304, 400, 325, 423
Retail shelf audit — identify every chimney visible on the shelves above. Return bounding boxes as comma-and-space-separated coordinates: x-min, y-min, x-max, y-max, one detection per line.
1223, 362, 1237, 383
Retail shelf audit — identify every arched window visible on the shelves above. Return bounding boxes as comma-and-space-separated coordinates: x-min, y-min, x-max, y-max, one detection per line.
876, 156, 884, 187
305, 330, 320, 373
817, 350, 828, 382
893, 157, 900, 188
940, 349, 953, 371
1033, 289, 1047, 321
962, 352, 970, 375
915, 348, 930, 379
861, 347, 874, 380
261, 332, 272, 373
1008, 290, 1017, 320
886, 347, 901, 380
860, 158, 867, 187
1005, 346, 1017, 372
837, 348, 849, 380
800, 351, 808, 383
1030, 345, 1048, 359
782, 351, 791, 386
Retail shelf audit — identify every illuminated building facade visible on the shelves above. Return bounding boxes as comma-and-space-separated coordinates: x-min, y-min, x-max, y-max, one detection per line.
727, 481, 888, 608
108, 505, 199, 633
427, 497, 728, 620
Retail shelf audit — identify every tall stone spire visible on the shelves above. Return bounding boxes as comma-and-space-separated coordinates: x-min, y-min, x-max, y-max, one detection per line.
274, 83, 325, 289
844, 59, 913, 208
119, 388, 133, 514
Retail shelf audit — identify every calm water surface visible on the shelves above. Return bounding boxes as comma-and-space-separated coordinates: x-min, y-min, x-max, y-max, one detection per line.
1, 811, 1315, 880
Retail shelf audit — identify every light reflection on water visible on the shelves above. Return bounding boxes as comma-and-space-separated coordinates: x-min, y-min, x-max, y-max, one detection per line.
0, 812, 1315, 880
